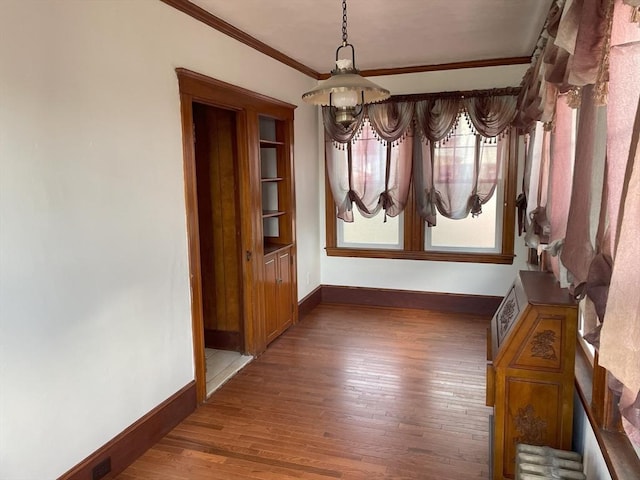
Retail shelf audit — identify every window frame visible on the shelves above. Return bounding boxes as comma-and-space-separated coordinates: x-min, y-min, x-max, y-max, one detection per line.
325, 129, 518, 265
574, 335, 640, 478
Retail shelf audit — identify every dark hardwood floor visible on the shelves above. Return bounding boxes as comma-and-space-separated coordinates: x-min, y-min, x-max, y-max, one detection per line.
117, 304, 492, 479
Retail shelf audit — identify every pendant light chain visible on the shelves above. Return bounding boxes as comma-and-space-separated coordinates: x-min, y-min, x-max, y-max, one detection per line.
341, 0, 348, 46
301, 0, 390, 115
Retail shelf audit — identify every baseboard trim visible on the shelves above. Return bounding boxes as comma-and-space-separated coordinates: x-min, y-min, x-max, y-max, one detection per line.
59, 381, 196, 480
320, 285, 501, 317
298, 286, 322, 320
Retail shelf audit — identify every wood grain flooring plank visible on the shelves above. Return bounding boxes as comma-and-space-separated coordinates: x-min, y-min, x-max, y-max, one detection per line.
117, 304, 492, 479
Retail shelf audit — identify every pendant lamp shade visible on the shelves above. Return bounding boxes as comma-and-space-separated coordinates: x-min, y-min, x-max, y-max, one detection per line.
301, 0, 390, 127
302, 70, 390, 106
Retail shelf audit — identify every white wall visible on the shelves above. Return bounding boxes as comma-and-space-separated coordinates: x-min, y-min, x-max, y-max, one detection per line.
0, 1, 318, 478
320, 65, 530, 296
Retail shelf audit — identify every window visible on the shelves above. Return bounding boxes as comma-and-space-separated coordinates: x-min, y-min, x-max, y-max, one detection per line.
425, 122, 504, 253
338, 208, 403, 250
326, 126, 517, 264
426, 192, 501, 252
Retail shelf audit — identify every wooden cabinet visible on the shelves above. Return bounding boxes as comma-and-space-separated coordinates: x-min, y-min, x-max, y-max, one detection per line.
486, 270, 578, 480
264, 246, 293, 345
259, 115, 296, 346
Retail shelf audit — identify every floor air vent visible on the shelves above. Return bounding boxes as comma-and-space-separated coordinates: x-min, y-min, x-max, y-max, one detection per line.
515, 444, 585, 480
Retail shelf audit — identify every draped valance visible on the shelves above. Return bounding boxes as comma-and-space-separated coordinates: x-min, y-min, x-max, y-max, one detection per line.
514, 0, 640, 130
322, 88, 519, 145
323, 88, 518, 226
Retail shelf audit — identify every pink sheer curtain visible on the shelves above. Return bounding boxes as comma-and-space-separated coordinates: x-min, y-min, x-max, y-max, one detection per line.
325, 120, 413, 222
411, 97, 511, 225
325, 124, 386, 222
413, 98, 463, 225
546, 95, 575, 285
522, 123, 548, 248
414, 123, 506, 224
598, 1, 640, 443
367, 102, 414, 219
560, 85, 607, 289
382, 139, 412, 218
413, 140, 437, 226
600, 98, 640, 440
603, 1, 640, 253
432, 127, 479, 219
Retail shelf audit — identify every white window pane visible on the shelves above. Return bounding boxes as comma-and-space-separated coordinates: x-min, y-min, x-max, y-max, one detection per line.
427, 193, 499, 251
338, 209, 403, 249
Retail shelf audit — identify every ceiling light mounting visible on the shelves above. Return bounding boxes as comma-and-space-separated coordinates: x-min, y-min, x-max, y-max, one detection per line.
302, 0, 390, 128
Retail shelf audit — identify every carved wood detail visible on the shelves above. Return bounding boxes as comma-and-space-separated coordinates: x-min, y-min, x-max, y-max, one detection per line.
513, 404, 548, 446
531, 329, 557, 361
496, 286, 519, 345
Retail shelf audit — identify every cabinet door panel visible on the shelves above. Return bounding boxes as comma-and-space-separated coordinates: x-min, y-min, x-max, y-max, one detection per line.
503, 378, 563, 478
264, 255, 279, 343
277, 250, 292, 330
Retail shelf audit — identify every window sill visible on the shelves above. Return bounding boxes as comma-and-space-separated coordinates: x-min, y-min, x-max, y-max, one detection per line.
574, 346, 640, 480
325, 247, 515, 264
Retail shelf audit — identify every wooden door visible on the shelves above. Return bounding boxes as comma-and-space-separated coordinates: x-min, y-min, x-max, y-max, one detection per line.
193, 103, 244, 351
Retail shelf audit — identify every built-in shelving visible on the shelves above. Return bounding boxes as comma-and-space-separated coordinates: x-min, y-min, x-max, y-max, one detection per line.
259, 116, 293, 253
258, 115, 295, 345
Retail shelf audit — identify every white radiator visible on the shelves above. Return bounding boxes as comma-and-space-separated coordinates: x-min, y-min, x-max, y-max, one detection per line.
515, 444, 585, 480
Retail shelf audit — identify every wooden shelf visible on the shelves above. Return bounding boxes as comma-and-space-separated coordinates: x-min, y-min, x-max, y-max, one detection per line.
262, 210, 285, 218
261, 177, 284, 182
264, 242, 293, 255
260, 139, 284, 147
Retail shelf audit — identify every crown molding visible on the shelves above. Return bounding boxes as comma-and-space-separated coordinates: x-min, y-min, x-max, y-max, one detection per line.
318, 57, 532, 80
159, 0, 321, 79
160, 1, 531, 81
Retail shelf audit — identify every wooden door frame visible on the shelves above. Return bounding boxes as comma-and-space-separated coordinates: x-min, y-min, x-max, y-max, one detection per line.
176, 68, 296, 403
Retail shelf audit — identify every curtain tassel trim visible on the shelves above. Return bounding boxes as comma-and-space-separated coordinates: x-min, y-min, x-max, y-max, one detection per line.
566, 87, 583, 109
323, 90, 517, 145
470, 194, 483, 217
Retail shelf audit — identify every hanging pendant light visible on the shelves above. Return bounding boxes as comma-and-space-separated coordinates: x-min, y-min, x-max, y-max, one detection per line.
302, 0, 390, 128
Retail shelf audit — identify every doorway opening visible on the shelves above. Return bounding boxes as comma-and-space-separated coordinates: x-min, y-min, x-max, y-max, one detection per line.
193, 102, 253, 397
178, 68, 297, 404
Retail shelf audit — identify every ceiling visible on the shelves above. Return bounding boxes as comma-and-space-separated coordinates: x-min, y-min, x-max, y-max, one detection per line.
180, 0, 553, 77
